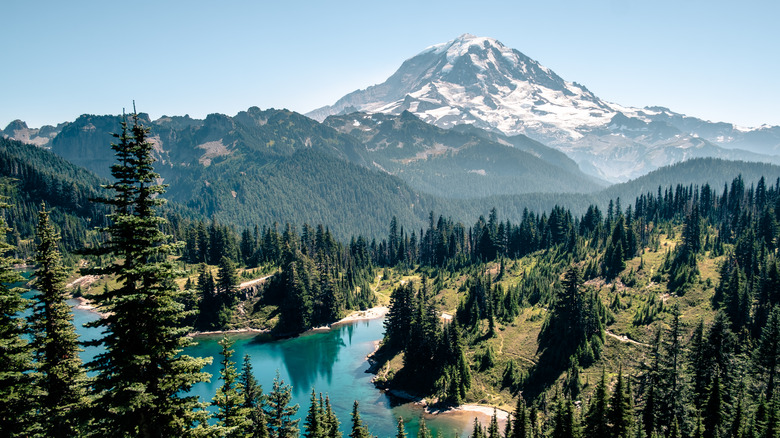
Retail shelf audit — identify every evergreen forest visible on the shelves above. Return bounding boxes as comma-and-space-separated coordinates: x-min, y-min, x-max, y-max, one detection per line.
5, 110, 780, 438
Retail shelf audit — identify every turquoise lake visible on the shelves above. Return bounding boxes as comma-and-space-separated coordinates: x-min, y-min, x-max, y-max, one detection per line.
67, 302, 491, 437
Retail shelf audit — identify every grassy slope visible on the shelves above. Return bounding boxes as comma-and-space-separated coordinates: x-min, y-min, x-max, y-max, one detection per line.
370, 226, 723, 413
68, 224, 722, 412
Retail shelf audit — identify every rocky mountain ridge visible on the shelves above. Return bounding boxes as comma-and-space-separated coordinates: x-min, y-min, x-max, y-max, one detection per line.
307, 34, 780, 182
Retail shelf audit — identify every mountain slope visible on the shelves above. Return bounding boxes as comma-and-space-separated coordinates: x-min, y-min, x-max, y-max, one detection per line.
308, 34, 780, 182
8, 106, 613, 236
323, 111, 604, 198
0, 136, 110, 253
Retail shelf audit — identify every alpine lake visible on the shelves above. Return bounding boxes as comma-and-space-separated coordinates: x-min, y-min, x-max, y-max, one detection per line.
63, 296, 498, 437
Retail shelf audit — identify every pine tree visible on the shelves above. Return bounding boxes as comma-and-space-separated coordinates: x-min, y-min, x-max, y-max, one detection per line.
218, 255, 240, 303
730, 395, 745, 438
239, 354, 267, 438
213, 335, 252, 437
395, 417, 407, 438
692, 414, 704, 438
487, 409, 500, 438
0, 197, 35, 436
84, 110, 211, 436
470, 417, 485, 438
702, 373, 722, 438
512, 396, 529, 438
660, 305, 685, 430
642, 326, 662, 437
552, 397, 581, 438
608, 369, 634, 438
538, 265, 586, 367
585, 370, 610, 438
755, 306, 780, 397
304, 389, 324, 438
29, 204, 88, 437
765, 394, 780, 438
323, 395, 341, 438
689, 319, 709, 409
349, 401, 371, 438
417, 416, 433, 438
504, 412, 513, 438
667, 417, 682, 438
265, 371, 299, 438
384, 282, 414, 350
196, 263, 219, 330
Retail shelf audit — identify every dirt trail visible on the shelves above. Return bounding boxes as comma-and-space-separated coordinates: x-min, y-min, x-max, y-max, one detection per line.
239, 274, 273, 289
606, 330, 649, 347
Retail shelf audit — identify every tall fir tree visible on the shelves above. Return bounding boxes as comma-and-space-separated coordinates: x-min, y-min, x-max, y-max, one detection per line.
585, 370, 610, 438
470, 417, 485, 438
702, 372, 722, 438
0, 197, 35, 436
239, 354, 268, 438
29, 204, 89, 437
512, 395, 529, 438
304, 388, 324, 438
213, 335, 252, 437
349, 401, 371, 438
217, 256, 240, 303
755, 305, 780, 398
265, 371, 299, 438
84, 110, 211, 436
487, 409, 500, 438
551, 396, 581, 438
417, 416, 432, 438
395, 417, 407, 438
608, 369, 634, 438
323, 395, 342, 438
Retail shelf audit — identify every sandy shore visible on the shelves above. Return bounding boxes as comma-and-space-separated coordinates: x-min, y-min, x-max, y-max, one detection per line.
306, 306, 389, 333
189, 328, 270, 337
439, 404, 511, 420
385, 388, 511, 432
73, 296, 112, 318
387, 389, 510, 419
336, 306, 389, 324
192, 306, 389, 337
430, 404, 511, 431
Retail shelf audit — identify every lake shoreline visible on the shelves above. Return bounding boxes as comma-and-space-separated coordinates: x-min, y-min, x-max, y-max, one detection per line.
73, 296, 109, 318
189, 305, 390, 338
384, 388, 511, 420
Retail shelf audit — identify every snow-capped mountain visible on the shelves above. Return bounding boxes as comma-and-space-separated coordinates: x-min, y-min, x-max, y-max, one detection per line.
308, 34, 780, 182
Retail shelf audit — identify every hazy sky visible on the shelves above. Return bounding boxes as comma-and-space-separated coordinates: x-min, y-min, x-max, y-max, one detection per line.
3, 0, 778, 129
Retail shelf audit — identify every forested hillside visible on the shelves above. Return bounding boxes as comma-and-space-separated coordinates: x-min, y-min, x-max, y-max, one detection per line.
5, 108, 780, 437
366, 172, 780, 437
9, 107, 780, 242
0, 136, 109, 257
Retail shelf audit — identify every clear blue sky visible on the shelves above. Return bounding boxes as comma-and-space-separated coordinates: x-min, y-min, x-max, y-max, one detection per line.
3, 0, 778, 129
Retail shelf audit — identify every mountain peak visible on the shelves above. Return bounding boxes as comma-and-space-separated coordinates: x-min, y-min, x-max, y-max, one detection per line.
4, 119, 29, 132
308, 34, 604, 136
307, 35, 780, 182
424, 33, 502, 55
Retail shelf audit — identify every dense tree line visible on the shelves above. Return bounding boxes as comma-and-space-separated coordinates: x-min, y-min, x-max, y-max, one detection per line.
376, 173, 780, 437
382, 278, 472, 404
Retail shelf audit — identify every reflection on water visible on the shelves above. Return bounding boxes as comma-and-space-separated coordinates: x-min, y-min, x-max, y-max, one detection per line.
265, 327, 347, 395
60, 298, 488, 437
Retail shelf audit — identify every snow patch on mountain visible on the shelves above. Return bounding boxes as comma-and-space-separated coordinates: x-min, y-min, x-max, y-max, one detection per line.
308, 34, 780, 182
